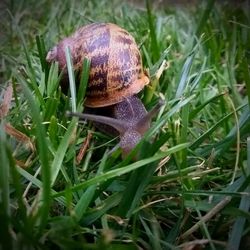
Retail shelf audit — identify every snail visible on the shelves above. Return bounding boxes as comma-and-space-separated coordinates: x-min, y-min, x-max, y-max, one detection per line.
46, 23, 163, 157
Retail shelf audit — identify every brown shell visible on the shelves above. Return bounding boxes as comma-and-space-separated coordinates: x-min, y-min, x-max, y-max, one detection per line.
46, 23, 149, 107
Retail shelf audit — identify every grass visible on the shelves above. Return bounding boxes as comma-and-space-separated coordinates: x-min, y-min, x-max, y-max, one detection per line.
0, 0, 250, 249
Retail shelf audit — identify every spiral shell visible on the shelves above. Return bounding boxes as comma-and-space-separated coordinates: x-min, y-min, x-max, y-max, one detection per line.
46, 23, 149, 107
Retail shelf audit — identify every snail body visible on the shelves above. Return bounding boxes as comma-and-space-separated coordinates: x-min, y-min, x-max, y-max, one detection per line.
46, 23, 162, 157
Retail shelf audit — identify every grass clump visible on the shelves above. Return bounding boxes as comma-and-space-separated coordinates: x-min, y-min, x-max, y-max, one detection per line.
0, 0, 250, 249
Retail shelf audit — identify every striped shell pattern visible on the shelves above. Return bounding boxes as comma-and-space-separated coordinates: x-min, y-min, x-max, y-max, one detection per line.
46, 23, 149, 107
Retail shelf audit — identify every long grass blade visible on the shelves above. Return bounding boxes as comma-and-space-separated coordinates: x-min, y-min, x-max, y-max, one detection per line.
65, 47, 76, 112
21, 82, 51, 235
77, 58, 90, 109
227, 137, 250, 250
0, 125, 12, 249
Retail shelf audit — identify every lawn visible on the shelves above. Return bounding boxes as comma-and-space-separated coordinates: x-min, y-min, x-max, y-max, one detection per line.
0, 0, 250, 249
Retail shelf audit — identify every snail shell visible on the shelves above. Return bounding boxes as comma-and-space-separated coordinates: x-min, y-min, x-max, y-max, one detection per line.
46, 23, 149, 107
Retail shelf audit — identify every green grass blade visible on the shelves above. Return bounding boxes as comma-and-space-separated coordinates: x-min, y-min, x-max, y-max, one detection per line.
228, 137, 250, 250
74, 151, 108, 221
146, 0, 160, 62
65, 47, 77, 112
0, 124, 12, 249
44, 97, 59, 121
50, 119, 77, 185
77, 58, 90, 109
195, 0, 216, 37
47, 62, 60, 96
36, 35, 49, 79
21, 82, 51, 235
179, 101, 190, 169
175, 54, 194, 99
190, 56, 207, 92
